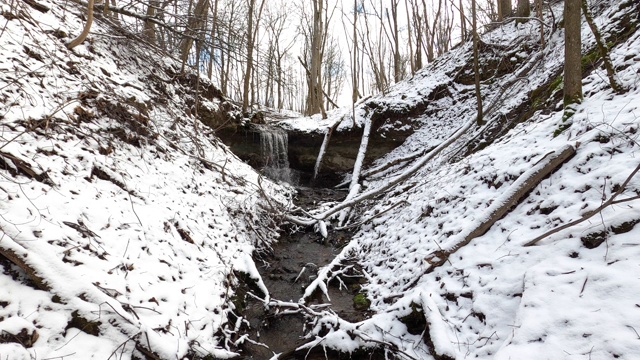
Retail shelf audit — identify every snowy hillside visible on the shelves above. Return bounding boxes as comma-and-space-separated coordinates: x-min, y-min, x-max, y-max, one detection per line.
287, 1, 640, 359
2, 0, 640, 359
0, 1, 291, 358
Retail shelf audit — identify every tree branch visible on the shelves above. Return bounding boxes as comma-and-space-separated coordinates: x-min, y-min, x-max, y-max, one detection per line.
524, 161, 640, 246
404, 144, 577, 290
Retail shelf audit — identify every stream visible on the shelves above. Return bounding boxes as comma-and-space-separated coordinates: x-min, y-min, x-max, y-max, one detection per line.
240, 187, 378, 359
232, 124, 390, 359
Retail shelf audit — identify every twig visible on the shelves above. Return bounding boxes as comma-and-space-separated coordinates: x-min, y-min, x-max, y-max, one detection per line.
627, 325, 640, 339
524, 162, 640, 246
334, 200, 409, 230
579, 276, 588, 295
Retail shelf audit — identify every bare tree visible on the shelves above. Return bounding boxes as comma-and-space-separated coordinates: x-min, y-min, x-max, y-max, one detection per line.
242, 0, 266, 114
472, 0, 483, 126
563, 0, 582, 109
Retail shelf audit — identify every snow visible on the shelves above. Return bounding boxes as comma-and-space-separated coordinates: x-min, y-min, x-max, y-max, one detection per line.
0, 1, 291, 358
287, 1, 640, 359
2, 0, 640, 359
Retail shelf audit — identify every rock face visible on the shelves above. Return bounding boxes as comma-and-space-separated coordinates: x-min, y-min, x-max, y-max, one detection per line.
216, 99, 430, 185
287, 123, 407, 184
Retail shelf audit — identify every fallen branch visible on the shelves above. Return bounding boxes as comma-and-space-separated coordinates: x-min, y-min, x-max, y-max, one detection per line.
287, 115, 479, 227
407, 144, 577, 287
337, 117, 372, 226
524, 161, 640, 246
0, 235, 51, 291
0, 151, 54, 185
360, 148, 427, 182
313, 117, 343, 181
335, 200, 409, 231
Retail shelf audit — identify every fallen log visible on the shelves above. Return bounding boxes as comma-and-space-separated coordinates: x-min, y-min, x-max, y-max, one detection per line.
407, 143, 577, 288
524, 161, 640, 246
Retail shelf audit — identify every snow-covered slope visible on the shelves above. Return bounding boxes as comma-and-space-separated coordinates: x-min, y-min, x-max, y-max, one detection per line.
0, 1, 290, 358
292, 1, 640, 359
2, 0, 640, 359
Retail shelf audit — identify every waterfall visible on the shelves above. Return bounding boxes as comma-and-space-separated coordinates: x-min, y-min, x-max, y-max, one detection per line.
258, 125, 296, 184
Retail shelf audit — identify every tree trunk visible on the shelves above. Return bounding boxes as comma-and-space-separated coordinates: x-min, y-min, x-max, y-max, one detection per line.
515, 0, 530, 24
405, 0, 415, 75
179, 0, 210, 72
581, 0, 624, 94
563, 0, 582, 107
352, 0, 359, 124
537, 0, 545, 47
67, 0, 95, 49
306, 0, 327, 118
459, 0, 467, 42
498, 0, 512, 21
472, 0, 483, 126
143, 0, 158, 44
242, 0, 255, 114
207, 0, 219, 80
416, 144, 577, 279
390, 1, 402, 83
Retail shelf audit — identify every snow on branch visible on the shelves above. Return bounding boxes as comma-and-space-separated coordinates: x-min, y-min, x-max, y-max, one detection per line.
409, 143, 577, 287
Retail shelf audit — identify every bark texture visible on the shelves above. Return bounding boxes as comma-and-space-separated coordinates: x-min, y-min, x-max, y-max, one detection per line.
564, 0, 583, 107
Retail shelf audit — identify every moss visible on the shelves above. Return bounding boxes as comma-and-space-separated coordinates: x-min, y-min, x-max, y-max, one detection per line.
550, 75, 564, 93
581, 49, 601, 72
554, 121, 573, 137
530, 75, 563, 114
353, 293, 371, 311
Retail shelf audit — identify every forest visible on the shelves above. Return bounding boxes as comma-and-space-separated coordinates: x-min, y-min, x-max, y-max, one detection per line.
0, 0, 639, 359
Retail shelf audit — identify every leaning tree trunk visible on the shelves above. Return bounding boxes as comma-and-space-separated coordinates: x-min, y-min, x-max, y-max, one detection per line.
416, 144, 577, 280
472, 0, 484, 126
581, 0, 624, 94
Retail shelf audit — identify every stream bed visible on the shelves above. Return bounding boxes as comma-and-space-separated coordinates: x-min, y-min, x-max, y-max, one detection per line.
240, 187, 376, 359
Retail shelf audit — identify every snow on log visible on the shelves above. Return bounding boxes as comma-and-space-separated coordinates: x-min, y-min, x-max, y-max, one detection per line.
313, 118, 342, 181
421, 143, 577, 275
421, 292, 457, 359
337, 117, 372, 226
